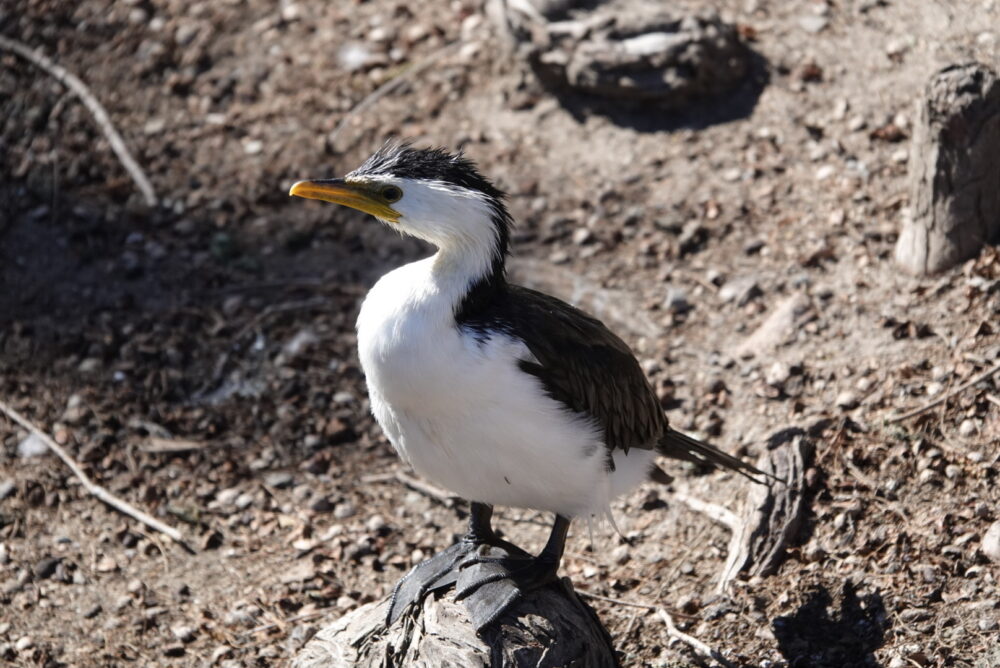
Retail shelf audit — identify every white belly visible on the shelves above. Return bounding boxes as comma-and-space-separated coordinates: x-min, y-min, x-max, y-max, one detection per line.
356, 260, 654, 518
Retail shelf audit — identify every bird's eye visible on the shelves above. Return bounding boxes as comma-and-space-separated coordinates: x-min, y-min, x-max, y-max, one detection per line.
381, 185, 402, 203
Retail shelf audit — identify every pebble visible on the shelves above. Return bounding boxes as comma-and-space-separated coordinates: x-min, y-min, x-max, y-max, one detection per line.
926, 382, 943, 396
78, 357, 102, 374
958, 419, 976, 437
216, 488, 240, 506
815, 165, 836, 181
718, 277, 763, 306
34, 556, 61, 579
334, 502, 356, 520
309, 496, 334, 513
17, 433, 49, 459
0, 479, 15, 501
14, 636, 33, 652
163, 642, 185, 657
265, 471, 294, 489
171, 624, 197, 643
799, 15, 829, 33
766, 361, 791, 386
242, 139, 263, 155
572, 228, 593, 245
848, 115, 867, 132
835, 390, 859, 409
82, 603, 102, 619
211, 646, 233, 663
982, 521, 1000, 564
61, 394, 87, 424
366, 515, 387, 532
234, 493, 255, 510
665, 288, 692, 314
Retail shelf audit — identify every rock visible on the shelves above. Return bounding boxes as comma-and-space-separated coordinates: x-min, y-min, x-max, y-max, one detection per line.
234, 493, 255, 510
665, 288, 692, 314
14, 636, 33, 652
765, 361, 791, 386
718, 277, 763, 306
836, 391, 859, 409
171, 624, 197, 643
798, 15, 828, 33
735, 294, 815, 358
78, 357, 102, 374
334, 502, 356, 520
34, 556, 61, 579
982, 520, 1000, 564
61, 394, 87, 424
958, 419, 976, 437
265, 472, 294, 489
0, 479, 15, 501
17, 433, 48, 459
163, 642, 186, 657
82, 603, 102, 619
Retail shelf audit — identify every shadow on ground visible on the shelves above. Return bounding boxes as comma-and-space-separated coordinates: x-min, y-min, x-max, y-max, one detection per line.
772, 581, 891, 668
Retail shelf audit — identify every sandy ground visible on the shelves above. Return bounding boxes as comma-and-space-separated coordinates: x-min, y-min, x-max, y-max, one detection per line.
2, 0, 1000, 665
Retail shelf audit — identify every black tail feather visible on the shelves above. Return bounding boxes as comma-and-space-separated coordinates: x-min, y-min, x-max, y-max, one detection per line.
657, 427, 775, 484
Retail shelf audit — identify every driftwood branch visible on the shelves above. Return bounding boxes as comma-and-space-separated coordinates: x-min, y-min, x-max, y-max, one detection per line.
293, 579, 617, 667
717, 432, 811, 593
0, 35, 158, 207
0, 398, 192, 551
895, 62, 1000, 274
888, 359, 1000, 423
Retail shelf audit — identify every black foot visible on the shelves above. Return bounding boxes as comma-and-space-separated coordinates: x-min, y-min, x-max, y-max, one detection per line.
455, 554, 561, 631
386, 537, 531, 626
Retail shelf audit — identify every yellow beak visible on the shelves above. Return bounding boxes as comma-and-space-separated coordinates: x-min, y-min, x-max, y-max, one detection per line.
288, 178, 400, 222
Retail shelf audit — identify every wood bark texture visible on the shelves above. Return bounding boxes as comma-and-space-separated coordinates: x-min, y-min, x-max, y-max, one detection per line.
293, 578, 619, 668
717, 430, 812, 592
895, 62, 1000, 275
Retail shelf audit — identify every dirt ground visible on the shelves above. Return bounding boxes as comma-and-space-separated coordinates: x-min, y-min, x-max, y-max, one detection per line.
2, 0, 999, 665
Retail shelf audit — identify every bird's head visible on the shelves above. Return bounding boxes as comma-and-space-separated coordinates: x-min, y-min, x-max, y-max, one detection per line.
289, 143, 512, 269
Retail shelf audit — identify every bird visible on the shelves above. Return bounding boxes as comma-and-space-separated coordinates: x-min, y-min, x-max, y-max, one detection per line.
289, 142, 766, 632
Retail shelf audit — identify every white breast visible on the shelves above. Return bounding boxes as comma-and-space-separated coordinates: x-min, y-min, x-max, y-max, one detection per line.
356, 258, 655, 518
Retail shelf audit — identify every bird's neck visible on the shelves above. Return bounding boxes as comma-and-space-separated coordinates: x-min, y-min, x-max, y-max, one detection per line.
429, 237, 507, 323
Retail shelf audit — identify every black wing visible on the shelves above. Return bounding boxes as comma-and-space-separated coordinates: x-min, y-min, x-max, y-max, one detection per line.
484, 285, 669, 458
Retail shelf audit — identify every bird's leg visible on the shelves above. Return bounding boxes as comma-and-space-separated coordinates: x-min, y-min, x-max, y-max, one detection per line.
453, 514, 571, 631
386, 502, 527, 626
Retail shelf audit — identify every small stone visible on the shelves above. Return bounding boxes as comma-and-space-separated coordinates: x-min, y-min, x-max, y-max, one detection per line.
815, 165, 836, 181
766, 361, 791, 386
61, 394, 87, 424
171, 624, 196, 643
891, 148, 909, 164
211, 646, 233, 663
34, 556, 61, 579
665, 288, 691, 314
309, 496, 334, 513
264, 472, 294, 489
366, 515, 387, 532
82, 603, 102, 619
163, 642, 186, 657
242, 139, 263, 155
979, 617, 999, 632
718, 277, 763, 306
332, 391, 355, 405
836, 390, 859, 409
743, 238, 766, 255
572, 228, 594, 245
234, 493, 255, 510
96, 555, 117, 572
334, 502, 356, 520
958, 419, 976, 437
926, 382, 944, 396
848, 115, 867, 132
0, 479, 15, 501
17, 433, 48, 459
78, 357, 102, 374
982, 520, 1000, 564
216, 488, 240, 506
799, 15, 828, 33
14, 636, 33, 652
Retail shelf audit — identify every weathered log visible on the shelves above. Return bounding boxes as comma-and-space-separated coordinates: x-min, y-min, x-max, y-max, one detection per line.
717, 429, 812, 592
293, 579, 618, 667
489, 0, 751, 107
895, 63, 1000, 275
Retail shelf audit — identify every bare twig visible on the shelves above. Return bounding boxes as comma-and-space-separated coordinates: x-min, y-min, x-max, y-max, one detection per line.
674, 491, 740, 530
657, 607, 736, 668
328, 42, 458, 149
888, 360, 1000, 423
245, 608, 331, 635
395, 471, 459, 507
0, 399, 192, 551
0, 35, 158, 207
140, 436, 212, 453
576, 590, 734, 668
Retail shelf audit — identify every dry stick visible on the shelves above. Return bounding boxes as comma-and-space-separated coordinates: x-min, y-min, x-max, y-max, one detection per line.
0, 399, 193, 552
395, 471, 459, 507
0, 35, 158, 207
888, 359, 1000, 423
576, 591, 734, 668
673, 491, 740, 531
328, 42, 458, 148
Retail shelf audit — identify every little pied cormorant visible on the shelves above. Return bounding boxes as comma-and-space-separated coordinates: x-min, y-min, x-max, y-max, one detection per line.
289, 143, 764, 631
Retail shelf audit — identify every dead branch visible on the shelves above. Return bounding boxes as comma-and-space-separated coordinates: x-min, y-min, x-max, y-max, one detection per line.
888, 360, 1000, 423
395, 471, 459, 507
0, 35, 158, 207
674, 490, 741, 530
577, 590, 735, 668
0, 398, 193, 551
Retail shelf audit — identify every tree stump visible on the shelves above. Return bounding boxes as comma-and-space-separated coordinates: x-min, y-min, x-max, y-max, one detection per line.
895, 63, 1000, 275
293, 579, 619, 667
